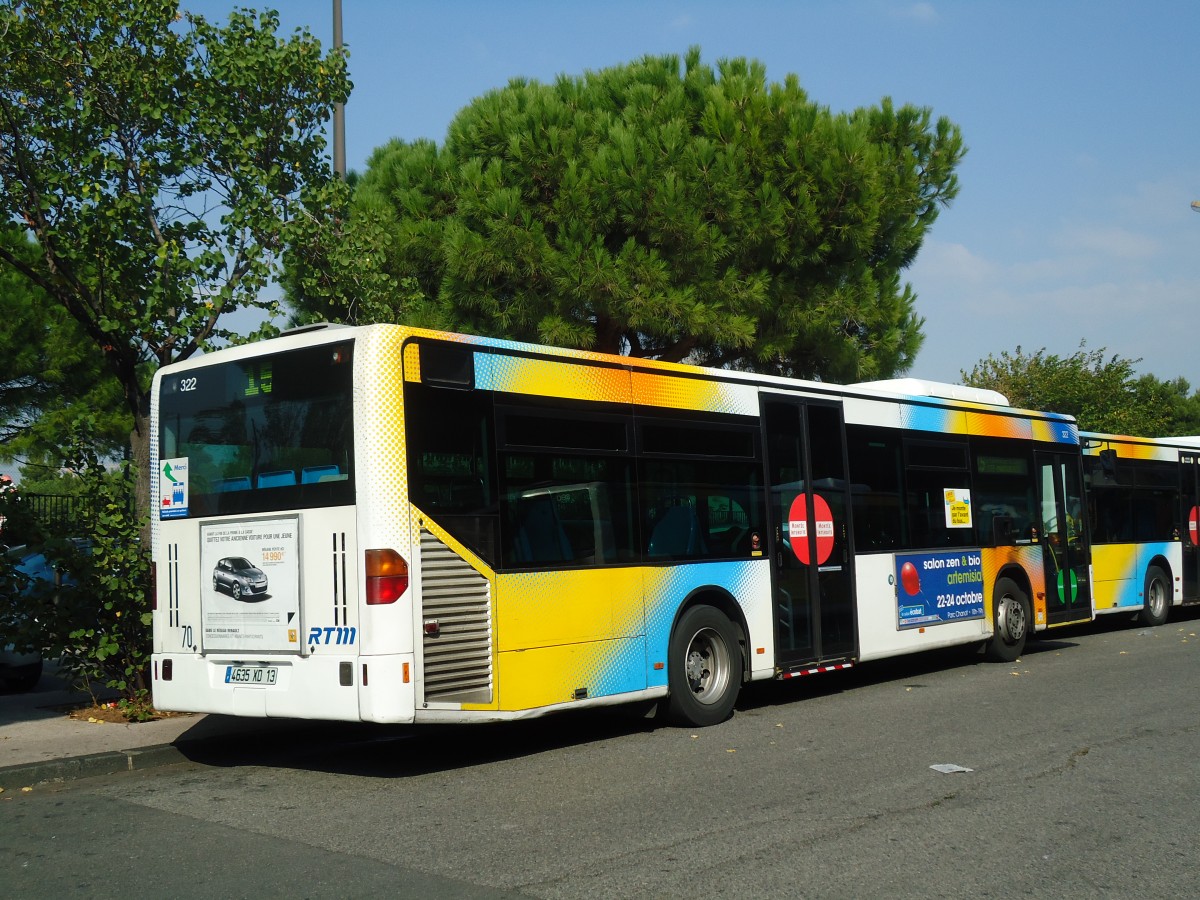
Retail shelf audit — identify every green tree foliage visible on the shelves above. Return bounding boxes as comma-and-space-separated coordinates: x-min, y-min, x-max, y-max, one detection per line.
0, 1, 350, 512
283, 173, 434, 327
0, 227, 129, 467
293, 48, 964, 382
962, 343, 1200, 436
1147, 375, 1200, 436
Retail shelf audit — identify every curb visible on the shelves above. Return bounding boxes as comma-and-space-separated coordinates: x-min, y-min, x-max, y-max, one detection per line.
0, 743, 188, 790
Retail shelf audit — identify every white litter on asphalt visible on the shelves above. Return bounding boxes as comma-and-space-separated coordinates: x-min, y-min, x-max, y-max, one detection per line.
930, 763, 974, 774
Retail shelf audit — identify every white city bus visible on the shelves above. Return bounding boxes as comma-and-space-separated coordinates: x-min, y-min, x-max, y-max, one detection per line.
150, 324, 1091, 726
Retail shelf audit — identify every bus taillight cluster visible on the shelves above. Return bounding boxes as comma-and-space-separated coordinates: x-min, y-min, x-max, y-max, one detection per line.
365, 549, 409, 604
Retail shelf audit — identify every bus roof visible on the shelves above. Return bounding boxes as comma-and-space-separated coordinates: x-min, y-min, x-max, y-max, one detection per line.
851, 378, 1011, 407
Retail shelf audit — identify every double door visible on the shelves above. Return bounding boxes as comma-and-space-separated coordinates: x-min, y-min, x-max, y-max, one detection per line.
762, 398, 856, 668
1181, 453, 1200, 601
1036, 450, 1092, 624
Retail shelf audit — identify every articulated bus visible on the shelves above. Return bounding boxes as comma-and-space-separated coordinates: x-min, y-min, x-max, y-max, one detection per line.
150, 325, 1093, 727
1081, 432, 1200, 625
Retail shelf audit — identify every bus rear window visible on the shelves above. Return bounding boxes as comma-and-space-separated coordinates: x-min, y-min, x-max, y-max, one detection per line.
158, 341, 354, 517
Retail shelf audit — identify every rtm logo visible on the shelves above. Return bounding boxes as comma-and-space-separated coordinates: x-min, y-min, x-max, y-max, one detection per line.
308, 626, 357, 646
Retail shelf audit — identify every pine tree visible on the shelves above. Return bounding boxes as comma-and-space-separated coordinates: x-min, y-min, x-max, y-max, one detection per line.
301, 49, 965, 382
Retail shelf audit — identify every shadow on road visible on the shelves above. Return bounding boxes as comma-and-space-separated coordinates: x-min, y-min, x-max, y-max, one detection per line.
174, 705, 658, 779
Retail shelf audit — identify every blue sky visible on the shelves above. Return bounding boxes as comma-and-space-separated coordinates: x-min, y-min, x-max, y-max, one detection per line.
191, 0, 1200, 388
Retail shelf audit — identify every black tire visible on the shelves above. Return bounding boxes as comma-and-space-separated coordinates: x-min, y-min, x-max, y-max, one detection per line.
985, 577, 1029, 663
1139, 565, 1170, 627
231, 581, 243, 601
664, 605, 742, 727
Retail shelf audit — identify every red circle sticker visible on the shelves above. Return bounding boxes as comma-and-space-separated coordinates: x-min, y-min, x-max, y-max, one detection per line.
1189, 506, 1199, 546
787, 493, 835, 566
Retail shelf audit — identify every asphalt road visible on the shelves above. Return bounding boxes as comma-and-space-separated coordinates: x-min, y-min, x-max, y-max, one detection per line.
5, 610, 1200, 899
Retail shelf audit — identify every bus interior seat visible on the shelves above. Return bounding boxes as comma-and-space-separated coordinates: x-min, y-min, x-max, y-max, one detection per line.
214, 475, 252, 493
257, 470, 297, 489
301, 465, 341, 484
647, 505, 707, 558
512, 495, 573, 564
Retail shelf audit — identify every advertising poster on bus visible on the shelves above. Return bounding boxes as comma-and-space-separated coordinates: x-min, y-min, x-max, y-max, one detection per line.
199, 517, 301, 652
159, 457, 189, 519
895, 549, 985, 629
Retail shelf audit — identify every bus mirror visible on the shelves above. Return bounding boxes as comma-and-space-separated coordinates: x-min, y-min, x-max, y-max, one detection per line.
1099, 449, 1118, 482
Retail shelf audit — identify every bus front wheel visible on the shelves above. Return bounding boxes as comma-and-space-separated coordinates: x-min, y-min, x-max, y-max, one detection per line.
665, 605, 742, 727
1139, 566, 1169, 627
985, 577, 1029, 663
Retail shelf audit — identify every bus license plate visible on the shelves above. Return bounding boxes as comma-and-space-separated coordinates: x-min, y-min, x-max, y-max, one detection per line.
224, 665, 278, 685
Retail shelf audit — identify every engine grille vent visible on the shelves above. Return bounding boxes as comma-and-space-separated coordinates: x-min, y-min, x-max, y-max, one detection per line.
419, 530, 493, 704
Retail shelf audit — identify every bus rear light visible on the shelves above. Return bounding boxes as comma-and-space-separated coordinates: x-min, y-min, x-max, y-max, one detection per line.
365, 549, 408, 604
162, 658, 173, 681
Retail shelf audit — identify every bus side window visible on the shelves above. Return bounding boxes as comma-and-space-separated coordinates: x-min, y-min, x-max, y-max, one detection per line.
647, 502, 707, 558
845, 428, 903, 552
511, 494, 573, 565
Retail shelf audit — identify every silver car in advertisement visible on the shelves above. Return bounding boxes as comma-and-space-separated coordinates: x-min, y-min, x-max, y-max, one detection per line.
212, 556, 268, 601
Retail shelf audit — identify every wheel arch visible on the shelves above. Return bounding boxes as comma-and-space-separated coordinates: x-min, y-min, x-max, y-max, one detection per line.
992, 563, 1033, 613
1144, 555, 1175, 606
669, 585, 750, 681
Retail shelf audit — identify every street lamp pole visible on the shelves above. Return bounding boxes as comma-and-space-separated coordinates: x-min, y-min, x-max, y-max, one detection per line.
332, 0, 346, 178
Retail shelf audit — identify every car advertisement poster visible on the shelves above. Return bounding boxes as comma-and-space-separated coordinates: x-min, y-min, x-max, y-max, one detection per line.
895, 549, 985, 629
200, 517, 301, 653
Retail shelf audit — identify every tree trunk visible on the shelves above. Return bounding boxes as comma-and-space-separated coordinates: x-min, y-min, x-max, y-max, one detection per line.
131, 411, 152, 546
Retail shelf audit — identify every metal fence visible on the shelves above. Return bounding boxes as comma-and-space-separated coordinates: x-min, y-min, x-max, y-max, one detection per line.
1, 493, 90, 543
25, 494, 83, 533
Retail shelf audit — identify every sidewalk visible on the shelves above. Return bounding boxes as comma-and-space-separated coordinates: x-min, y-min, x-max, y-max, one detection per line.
0, 667, 231, 789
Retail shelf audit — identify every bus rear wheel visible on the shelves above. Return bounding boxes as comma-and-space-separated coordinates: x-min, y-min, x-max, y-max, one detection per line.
665, 605, 741, 727
985, 577, 1029, 663
1139, 566, 1169, 627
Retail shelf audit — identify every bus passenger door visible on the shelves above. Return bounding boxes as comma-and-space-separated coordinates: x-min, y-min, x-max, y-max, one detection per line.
1181, 452, 1200, 601
763, 398, 856, 668
1037, 450, 1092, 624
